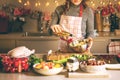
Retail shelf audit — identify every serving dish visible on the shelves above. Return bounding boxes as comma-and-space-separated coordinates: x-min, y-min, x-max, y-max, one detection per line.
80, 64, 106, 73
33, 62, 63, 76
69, 39, 88, 53
79, 59, 106, 73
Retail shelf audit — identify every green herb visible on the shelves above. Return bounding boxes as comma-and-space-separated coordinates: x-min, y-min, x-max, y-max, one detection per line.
71, 54, 95, 61
29, 54, 43, 68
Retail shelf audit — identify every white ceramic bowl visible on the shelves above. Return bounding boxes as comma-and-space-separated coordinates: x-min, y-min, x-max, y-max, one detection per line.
80, 64, 106, 73
33, 63, 63, 76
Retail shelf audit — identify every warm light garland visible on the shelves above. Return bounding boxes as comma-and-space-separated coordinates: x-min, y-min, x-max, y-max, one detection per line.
16, 0, 120, 9
1, 0, 119, 11
45, 2, 50, 7
118, 1, 120, 5
18, 0, 22, 3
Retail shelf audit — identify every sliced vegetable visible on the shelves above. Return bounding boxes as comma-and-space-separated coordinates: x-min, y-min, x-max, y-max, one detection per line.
53, 58, 68, 64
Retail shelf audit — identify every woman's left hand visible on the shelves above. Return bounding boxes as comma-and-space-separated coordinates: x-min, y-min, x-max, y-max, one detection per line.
86, 37, 93, 52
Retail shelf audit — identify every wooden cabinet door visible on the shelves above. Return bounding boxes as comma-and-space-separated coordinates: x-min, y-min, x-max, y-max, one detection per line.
16, 40, 59, 53
91, 38, 110, 53
0, 40, 15, 53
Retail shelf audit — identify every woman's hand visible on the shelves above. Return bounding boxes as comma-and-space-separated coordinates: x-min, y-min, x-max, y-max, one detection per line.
51, 24, 71, 41
51, 25, 63, 34
86, 37, 93, 52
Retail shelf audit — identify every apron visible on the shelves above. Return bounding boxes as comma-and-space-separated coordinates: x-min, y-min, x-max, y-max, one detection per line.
58, 15, 83, 52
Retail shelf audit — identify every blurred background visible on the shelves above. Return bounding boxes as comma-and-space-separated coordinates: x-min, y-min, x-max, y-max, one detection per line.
0, 0, 120, 33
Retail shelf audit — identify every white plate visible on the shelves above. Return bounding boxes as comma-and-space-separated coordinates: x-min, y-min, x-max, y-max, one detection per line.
105, 64, 120, 70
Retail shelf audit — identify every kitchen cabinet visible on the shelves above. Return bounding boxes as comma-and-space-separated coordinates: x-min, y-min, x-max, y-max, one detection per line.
91, 38, 110, 53
0, 33, 119, 53
0, 39, 15, 53
16, 39, 59, 53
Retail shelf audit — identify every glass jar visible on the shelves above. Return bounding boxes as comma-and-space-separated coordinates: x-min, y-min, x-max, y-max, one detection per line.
95, 10, 102, 32
103, 16, 110, 32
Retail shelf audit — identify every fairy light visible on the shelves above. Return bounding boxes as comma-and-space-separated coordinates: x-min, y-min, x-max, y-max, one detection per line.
26, 0, 30, 5
54, 0, 59, 6
35, 3, 38, 7
92, 3, 95, 7
24, 0, 30, 6
46, 2, 50, 7
100, 1, 103, 4
18, 0, 22, 3
54, 0, 58, 3
35, 1, 41, 7
24, 3, 27, 6
118, 1, 120, 5
9, 0, 120, 11
55, 2, 59, 7
109, 2, 112, 5
38, 2, 41, 6
90, 1, 93, 4
102, 2, 105, 6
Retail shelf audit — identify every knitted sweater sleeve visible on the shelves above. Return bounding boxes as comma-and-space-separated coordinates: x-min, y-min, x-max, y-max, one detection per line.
86, 7, 95, 38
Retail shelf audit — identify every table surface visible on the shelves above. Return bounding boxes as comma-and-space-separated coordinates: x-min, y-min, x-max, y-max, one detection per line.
0, 53, 119, 80
0, 69, 120, 80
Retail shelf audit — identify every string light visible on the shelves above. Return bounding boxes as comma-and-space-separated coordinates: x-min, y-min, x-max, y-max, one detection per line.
35, 1, 41, 7
16, 0, 120, 10
54, 0, 58, 3
46, 2, 50, 7
100, 1, 103, 4
24, 0, 30, 6
90, 1, 93, 4
26, 0, 30, 5
38, 1, 41, 6
24, 1, 27, 6
118, 1, 120, 5
56, 2, 59, 6
18, 0, 22, 3
92, 3, 95, 7
35, 3, 38, 7
54, 0, 59, 6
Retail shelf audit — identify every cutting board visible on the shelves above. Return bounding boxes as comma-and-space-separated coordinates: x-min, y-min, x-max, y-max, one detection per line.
68, 71, 109, 78
105, 64, 120, 70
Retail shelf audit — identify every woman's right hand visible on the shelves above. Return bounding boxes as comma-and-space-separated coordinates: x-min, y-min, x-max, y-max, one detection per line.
51, 25, 63, 34
51, 25, 71, 41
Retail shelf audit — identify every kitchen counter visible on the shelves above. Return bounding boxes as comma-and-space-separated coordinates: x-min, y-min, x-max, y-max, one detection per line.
0, 32, 119, 53
0, 68, 119, 80
0, 32, 59, 40
0, 32, 120, 40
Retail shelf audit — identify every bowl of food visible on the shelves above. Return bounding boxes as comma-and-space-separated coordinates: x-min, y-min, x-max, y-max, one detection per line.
79, 59, 106, 73
69, 39, 88, 53
33, 62, 63, 76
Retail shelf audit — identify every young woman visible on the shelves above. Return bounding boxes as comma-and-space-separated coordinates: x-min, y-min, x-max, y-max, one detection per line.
50, 0, 95, 53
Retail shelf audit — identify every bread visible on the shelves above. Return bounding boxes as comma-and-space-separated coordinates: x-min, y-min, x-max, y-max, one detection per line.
47, 51, 93, 61
47, 53, 70, 61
